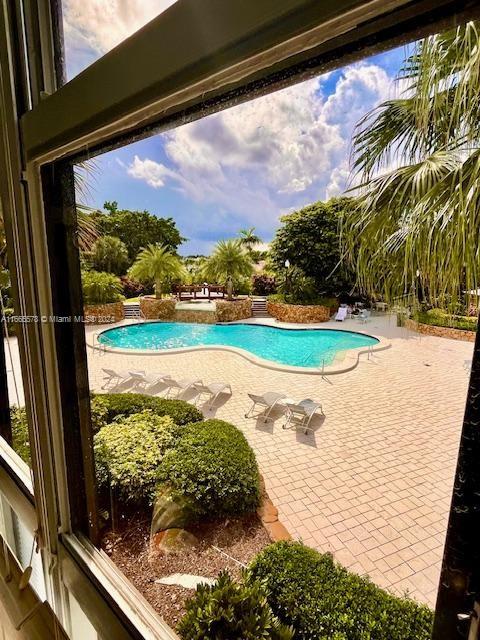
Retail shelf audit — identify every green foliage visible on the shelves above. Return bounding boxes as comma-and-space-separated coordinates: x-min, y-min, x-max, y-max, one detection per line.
270, 198, 355, 295
97, 202, 185, 260
201, 240, 253, 293
269, 287, 338, 308
129, 244, 185, 298
178, 571, 293, 640
91, 235, 129, 275
159, 419, 260, 519
90, 393, 203, 432
10, 407, 31, 466
415, 308, 477, 332
252, 273, 277, 296
82, 271, 124, 304
248, 542, 433, 640
2, 307, 17, 336
94, 411, 180, 503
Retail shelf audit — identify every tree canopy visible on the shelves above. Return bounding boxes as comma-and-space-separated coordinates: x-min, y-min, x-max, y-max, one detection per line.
343, 21, 480, 305
129, 244, 185, 298
91, 235, 129, 275
201, 239, 253, 289
270, 198, 355, 296
95, 201, 185, 260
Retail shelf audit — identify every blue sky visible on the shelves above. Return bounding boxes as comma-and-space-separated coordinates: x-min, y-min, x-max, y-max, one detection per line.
64, 1, 410, 255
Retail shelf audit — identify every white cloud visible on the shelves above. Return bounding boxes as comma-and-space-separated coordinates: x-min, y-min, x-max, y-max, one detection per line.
63, 0, 177, 55
126, 62, 394, 240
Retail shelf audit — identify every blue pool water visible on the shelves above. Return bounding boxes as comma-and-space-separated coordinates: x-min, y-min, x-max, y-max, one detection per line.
98, 322, 378, 368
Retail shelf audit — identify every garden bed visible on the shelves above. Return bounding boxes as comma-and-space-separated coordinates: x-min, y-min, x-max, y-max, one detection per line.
101, 512, 270, 628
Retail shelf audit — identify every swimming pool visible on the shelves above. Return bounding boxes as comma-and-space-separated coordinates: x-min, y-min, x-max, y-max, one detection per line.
98, 322, 379, 369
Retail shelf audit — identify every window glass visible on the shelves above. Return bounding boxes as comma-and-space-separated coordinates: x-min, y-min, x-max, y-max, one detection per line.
62, 0, 179, 80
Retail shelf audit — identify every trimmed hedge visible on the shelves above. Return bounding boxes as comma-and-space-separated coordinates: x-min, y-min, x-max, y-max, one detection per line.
90, 393, 203, 432
94, 410, 181, 503
248, 542, 433, 640
178, 571, 293, 640
158, 419, 260, 519
415, 308, 477, 332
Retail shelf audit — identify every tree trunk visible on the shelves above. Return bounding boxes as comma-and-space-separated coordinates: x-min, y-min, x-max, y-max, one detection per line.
155, 279, 162, 299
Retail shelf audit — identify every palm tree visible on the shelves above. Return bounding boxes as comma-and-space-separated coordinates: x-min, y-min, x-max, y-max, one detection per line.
239, 227, 262, 254
202, 239, 253, 299
91, 235, 129, 275
343, 21, 480, 307
129, 244, 184, 298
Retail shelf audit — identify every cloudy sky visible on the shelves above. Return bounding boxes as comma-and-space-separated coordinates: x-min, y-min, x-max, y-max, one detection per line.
64, 0, 410, 255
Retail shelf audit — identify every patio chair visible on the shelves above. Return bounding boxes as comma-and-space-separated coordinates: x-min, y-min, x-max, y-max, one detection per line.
282, 398, 324, 434
101, 368, 142, 389
244, 391, 287, 423
193, 381, 233, 409
162, 377, 202, 398
128, 371, 172, 389
356, 309, 371, 323
335, 307, 348, 322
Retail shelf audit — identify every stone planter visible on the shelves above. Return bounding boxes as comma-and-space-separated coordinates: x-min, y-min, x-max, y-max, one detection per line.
216, 298, 252, 322
84, 301, 124, 324
267, 300, 335, 323
404, 318, 476, 343
140, 297, 176, 320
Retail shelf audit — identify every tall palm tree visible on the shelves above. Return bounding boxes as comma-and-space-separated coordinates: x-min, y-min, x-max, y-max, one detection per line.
343, 21, 480, 306
129, 244, 184, 298
202, 239, 253, 299
239, 227, 262, 253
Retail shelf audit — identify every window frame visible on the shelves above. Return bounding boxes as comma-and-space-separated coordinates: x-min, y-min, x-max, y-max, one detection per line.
1, 0, 480, 638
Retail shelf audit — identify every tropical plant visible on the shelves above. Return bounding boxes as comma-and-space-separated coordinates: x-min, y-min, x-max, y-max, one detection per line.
344, 21, 480, 305
129, 244, 185, 299
91, 235, 129, 275
81, 271, 124, 305
97, 202, 185, 259
119, 276, 153, 298
252, 273, 277, 296
201, 239, 253, 298
178, 571, 294, 640
270, 198, 355, 296
239, 227, 262, 254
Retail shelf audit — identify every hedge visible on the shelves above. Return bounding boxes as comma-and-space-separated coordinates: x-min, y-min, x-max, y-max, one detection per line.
248, 542, 433, 640
94, 410, 181, 503
158, 419, 260, 519
415, 308, 477, 332
178, 571, 293, 640
90, 392, 203, 432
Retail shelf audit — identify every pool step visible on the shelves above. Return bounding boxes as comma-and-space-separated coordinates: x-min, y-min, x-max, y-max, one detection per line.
124, 302, 141, 319
251, 297, 270, 318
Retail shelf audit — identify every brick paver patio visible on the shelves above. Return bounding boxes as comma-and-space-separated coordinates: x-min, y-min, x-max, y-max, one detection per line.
83, 314, 472, 606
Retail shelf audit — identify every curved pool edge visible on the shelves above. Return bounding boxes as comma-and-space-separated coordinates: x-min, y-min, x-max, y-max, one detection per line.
90, 321, 391, 376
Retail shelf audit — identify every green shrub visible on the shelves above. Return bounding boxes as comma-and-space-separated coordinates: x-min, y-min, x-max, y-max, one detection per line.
248, 542, 433, 640
82, 270, 124, 305
90, 393, 203, 432
158, 419, 260, 519
94, 410, 181, 503
415, 308, 477, 332
268, 293, 338, 308
10, 407, 31, 466
178, 571, 293, 640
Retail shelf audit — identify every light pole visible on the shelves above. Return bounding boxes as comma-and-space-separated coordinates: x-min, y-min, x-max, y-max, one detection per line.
284, 259, 290, 301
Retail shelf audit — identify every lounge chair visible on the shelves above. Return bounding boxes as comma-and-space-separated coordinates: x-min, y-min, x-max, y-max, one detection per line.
282, 398, 324, 434
101, 368, 142, 389
128, 371, 171, 388
193, 381, 233, 409
163, 377, 202, 398
244, 391, 287, 423
335, 307, 348, 322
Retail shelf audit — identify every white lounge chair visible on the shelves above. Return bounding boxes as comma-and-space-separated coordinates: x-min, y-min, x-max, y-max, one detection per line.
193, 381, 233, 409
129, 371, 171, 389
163, 377, 202, 398
101, 368, 143, 389
335, 307, 348, 322
245, 391, 287, 423
282, 398, 324, 434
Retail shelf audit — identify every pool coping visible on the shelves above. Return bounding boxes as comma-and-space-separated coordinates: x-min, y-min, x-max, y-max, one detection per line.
90, 320, 391, 376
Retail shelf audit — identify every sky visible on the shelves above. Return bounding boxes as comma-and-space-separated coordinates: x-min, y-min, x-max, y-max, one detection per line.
63, 0, 411, 255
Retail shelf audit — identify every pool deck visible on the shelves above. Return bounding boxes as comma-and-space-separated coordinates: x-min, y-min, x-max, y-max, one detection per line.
5, 313, 474, 607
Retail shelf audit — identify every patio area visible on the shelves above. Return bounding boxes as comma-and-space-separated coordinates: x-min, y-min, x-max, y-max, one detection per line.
83, 313, 473, 607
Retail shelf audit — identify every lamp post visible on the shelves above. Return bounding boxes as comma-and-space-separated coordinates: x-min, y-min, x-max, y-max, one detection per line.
284, 259, 290, 301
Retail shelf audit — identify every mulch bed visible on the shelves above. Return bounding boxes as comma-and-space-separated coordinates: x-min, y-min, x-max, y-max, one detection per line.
101, 512, 270, 629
